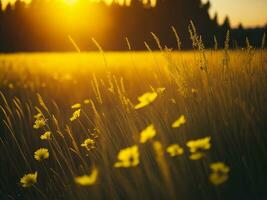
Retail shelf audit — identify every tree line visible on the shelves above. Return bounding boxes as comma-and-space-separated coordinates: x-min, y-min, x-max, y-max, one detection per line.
0, 0, 266, 52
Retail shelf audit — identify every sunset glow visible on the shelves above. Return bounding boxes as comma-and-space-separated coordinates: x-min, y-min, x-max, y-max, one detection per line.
1, 0, 157, 9
207, 0, 267, 27
64, 0, 79, 5
1, 0, 265, 27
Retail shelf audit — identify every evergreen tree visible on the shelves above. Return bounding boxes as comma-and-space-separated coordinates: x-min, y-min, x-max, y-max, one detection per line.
222, 16, 231, 30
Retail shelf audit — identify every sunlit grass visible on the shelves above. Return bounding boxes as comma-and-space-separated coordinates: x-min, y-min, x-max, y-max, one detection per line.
0, 40, 267, 199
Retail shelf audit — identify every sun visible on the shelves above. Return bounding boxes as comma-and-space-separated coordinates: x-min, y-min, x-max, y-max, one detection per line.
64, 0, 79, 5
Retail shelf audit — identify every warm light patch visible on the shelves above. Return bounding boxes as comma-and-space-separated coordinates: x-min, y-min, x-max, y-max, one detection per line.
1, 0, 157, 10
63, 0, 78, 6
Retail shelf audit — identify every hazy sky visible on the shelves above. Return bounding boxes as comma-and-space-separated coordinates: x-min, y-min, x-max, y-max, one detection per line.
208, 0, 267, 27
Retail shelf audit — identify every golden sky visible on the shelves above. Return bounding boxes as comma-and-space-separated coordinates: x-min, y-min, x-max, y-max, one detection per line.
1, 0, 266, 28
208, 0, 267, 27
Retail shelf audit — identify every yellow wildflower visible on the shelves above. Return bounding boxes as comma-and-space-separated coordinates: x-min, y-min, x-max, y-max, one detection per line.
81, 138, 95, 151
33, 118, 46, 129
70, 109, 81, 122
166, 144, 184, 157
186, 136, 211, 153
187, 136, 211, 160
40, 131, 52, 140
114, 145, 139, 168
20, 172, 37, 187
189, 152, 205, 160
209, 162, 230, 185
140, 124, 156, 143
171, 115, 186, 128
34, 113, 42, 119
210, 162, 230, 173
34, 148, 49, 161
84, 99, 90, 104
134, 91, 158, 109
75, 168, 98, 186
71, 103, 81, 109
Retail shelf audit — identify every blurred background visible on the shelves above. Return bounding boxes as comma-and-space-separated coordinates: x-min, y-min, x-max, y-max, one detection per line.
0, 0, 266, 52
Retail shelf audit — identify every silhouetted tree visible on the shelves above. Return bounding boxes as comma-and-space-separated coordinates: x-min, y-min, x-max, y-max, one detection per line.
238, 23, 244, 30
222, 16, 231, 31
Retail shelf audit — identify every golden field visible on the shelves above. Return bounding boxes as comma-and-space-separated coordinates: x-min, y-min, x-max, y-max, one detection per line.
0, 48, 267, 199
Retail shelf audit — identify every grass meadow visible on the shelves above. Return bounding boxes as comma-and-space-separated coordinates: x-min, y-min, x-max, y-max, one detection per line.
0, 35, 267, 199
